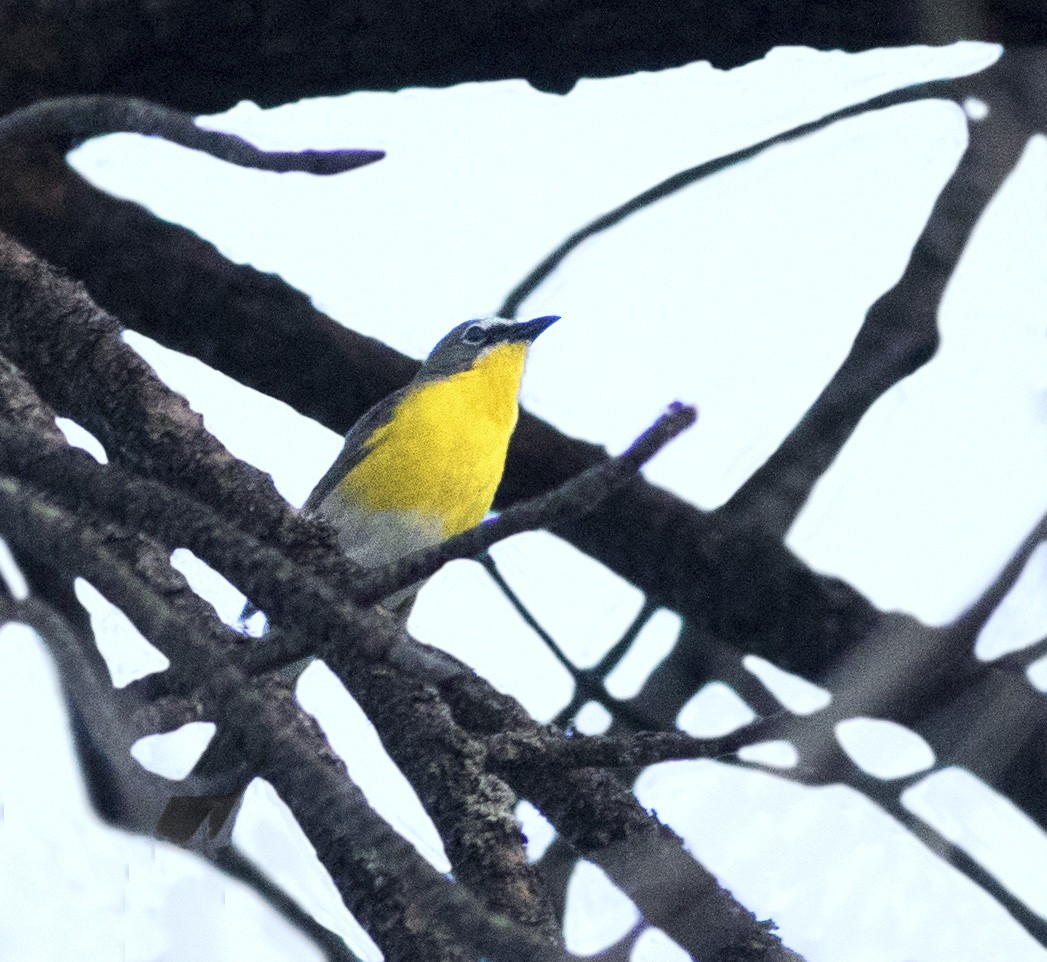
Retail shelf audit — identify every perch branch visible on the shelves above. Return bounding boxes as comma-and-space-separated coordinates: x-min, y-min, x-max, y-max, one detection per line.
0, 476, 567, 962
351, 402, 697, 604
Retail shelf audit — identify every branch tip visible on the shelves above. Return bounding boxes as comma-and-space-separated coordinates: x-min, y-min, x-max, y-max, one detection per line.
620, 401, 697, 467
0, 96, 385, 176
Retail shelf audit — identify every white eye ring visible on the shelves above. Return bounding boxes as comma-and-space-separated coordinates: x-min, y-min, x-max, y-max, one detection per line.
461, 324, 486, 345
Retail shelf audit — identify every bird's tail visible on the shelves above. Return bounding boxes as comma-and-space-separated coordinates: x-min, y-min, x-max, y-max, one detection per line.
156, 790, 245, 847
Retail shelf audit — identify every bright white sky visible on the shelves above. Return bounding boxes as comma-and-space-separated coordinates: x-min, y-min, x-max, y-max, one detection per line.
2, 38, 1047, 962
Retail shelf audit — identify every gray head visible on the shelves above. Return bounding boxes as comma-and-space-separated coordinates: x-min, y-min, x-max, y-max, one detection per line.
414, 315, 560, 383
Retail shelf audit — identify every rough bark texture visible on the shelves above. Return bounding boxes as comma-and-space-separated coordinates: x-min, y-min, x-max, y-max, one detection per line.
440, 667, 803, 962
1, 3, 1046, 958
333, 660, 561, 941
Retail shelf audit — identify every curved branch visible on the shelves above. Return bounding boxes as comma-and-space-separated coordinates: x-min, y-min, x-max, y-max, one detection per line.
0, 95, 383, 173
500, 77, 961, 317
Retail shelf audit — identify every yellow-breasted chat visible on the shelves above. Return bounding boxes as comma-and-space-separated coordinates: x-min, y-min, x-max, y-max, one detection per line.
240, 312, 559, 623
162, 315, 559, 845
306, 313, 559, 577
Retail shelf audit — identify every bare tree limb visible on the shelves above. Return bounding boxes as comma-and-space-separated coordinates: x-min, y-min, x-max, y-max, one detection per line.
500, 76, 962, 317
351, 402, 696, 605
0, 96, 383, 172
253, 677, 568, 962
722, 50, 1035, 535
434, 643, 804, 962
486, 720, 770, 770
0, 476, 569, 962
0, 229, 358, 585
0, 0, 1032, 117
320, 658, 563, 942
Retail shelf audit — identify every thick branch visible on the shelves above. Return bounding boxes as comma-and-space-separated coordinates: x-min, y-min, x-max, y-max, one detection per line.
0, 414, 401, 663
486, 722, 768, 770
0, 353, 65, 442
0, 229, 375, 594
0, 477, 564, 962
321, 657, 562, 942
434, 643, 804, 962
0, 0, 1033, 115
252, 678, 566, 962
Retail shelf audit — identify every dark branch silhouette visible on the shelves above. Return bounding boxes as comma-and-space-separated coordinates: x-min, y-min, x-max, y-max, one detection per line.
0, 12, 1042, 961
723, 54, 1031, 535
499, 76, 963, 318
0, 0, 1038, 114
0, 95, 383, 172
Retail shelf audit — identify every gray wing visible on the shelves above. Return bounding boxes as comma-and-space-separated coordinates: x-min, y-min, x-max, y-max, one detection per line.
301, 387, 409, 514
238, 388, 411, 626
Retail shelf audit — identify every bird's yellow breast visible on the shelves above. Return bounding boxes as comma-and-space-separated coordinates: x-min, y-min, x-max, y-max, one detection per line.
335, 342, 528, 537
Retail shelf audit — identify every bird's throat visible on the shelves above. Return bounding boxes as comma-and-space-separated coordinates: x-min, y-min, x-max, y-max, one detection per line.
335, 342, 528, 537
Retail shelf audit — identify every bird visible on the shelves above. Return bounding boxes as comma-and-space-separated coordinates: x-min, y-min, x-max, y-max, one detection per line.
241, 312, 560, 622
302, 312, 560, 587
159, 314, 559, 846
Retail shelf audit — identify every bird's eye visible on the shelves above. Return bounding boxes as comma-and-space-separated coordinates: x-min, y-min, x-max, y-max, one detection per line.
461, 324, 486, 345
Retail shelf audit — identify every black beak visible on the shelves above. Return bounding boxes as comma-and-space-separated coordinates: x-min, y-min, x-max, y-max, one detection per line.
501, 315, 560, 343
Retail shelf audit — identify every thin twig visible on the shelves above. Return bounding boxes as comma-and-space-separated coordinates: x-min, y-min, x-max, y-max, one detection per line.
948, 511, 1047, 645
486, 718, 774, 771
499, 78, 960, 317
352, 402, 697, 605
478, 551, 658, 731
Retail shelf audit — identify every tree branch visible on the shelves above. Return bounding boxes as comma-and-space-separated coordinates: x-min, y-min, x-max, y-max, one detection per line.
722, 50, 1035, 536
352, 402, 696, 604
434, 643, 805, 962
500, 76, 962, 317
0, 475, 567, 962
0, 0, 1030, 117
486, 720, 771, 771
0, 96, 383, 172
318, 656, 563, 942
